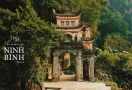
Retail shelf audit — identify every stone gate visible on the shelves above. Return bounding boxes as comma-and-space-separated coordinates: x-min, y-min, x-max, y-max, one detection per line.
51, 42, 95, 82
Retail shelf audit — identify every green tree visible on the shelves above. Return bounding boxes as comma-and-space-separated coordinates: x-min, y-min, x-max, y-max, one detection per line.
105, 34, 131, 52
124, 11, 132, 32
0, 0, 108, 38
97, 7, 128, 40
96, 52, 132, 89
99, 15, 128, 37
0, 0, 64, 89
96, 6, 131, 49
108, 0, 129, 15
108, 0, 132, 32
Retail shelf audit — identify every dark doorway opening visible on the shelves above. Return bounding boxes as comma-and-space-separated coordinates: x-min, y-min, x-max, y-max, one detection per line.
83, 61, 89, 80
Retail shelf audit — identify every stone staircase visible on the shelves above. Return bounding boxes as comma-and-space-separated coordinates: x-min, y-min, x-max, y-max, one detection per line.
45, 75, 111, 90
45, 82, 111, 90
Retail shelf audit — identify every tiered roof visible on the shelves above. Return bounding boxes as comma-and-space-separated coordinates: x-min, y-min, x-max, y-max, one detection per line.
55, 13, 80, 17
55, 14, 81, 20
54, 10, 94, 50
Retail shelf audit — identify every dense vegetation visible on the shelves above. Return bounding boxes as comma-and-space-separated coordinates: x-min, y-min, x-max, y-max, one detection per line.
96, 51, 132, 89
96, 1, 132, 89
0, 0, 64, 89
0, 0, 132, 90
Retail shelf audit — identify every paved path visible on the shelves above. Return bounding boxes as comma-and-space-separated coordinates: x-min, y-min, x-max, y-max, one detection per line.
44, 75, 111, 90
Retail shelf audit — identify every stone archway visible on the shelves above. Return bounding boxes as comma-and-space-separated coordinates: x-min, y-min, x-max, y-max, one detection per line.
59, 51, 75, 75
52, 49, 83, 82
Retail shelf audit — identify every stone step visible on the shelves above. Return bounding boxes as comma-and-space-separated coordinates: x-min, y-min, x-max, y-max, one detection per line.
44, 82, 111, 90
62, 88, 95, 90
45, 75, 111, 90
46, 87, 111, 90
97, 86, 111, 90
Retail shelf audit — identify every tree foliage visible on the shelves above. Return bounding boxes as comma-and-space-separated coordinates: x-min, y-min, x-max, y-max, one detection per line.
98, 7, 128, 37
108, 0, 132, 32
108, 0, 129, 15
105, 34, 131, 52
96, 6, 129, 48
0, 0, 64, 89
0, 0, 108, 38
96, 52, 132, 89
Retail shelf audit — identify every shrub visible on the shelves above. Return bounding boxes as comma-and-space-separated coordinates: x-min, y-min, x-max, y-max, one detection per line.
105, 81, 119, 90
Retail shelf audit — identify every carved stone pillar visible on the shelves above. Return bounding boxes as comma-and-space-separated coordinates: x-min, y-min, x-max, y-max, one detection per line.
75, 50, 83, 81
47, 67, 52, 80
52, 51, 60, 82
77, 32, 82, 41
89, 56, 95, 81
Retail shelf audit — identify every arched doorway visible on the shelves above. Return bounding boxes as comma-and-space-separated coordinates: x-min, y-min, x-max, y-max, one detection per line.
52, 50, 83, 82
82, 56, 95, 81
83, 60, 90, 80
64, 34, 72, 42
59, 52, 76, 81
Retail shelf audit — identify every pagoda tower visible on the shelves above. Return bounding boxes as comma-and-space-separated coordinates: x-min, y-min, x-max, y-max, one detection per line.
54, 10, 94, 49
50, 10, 95, 82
